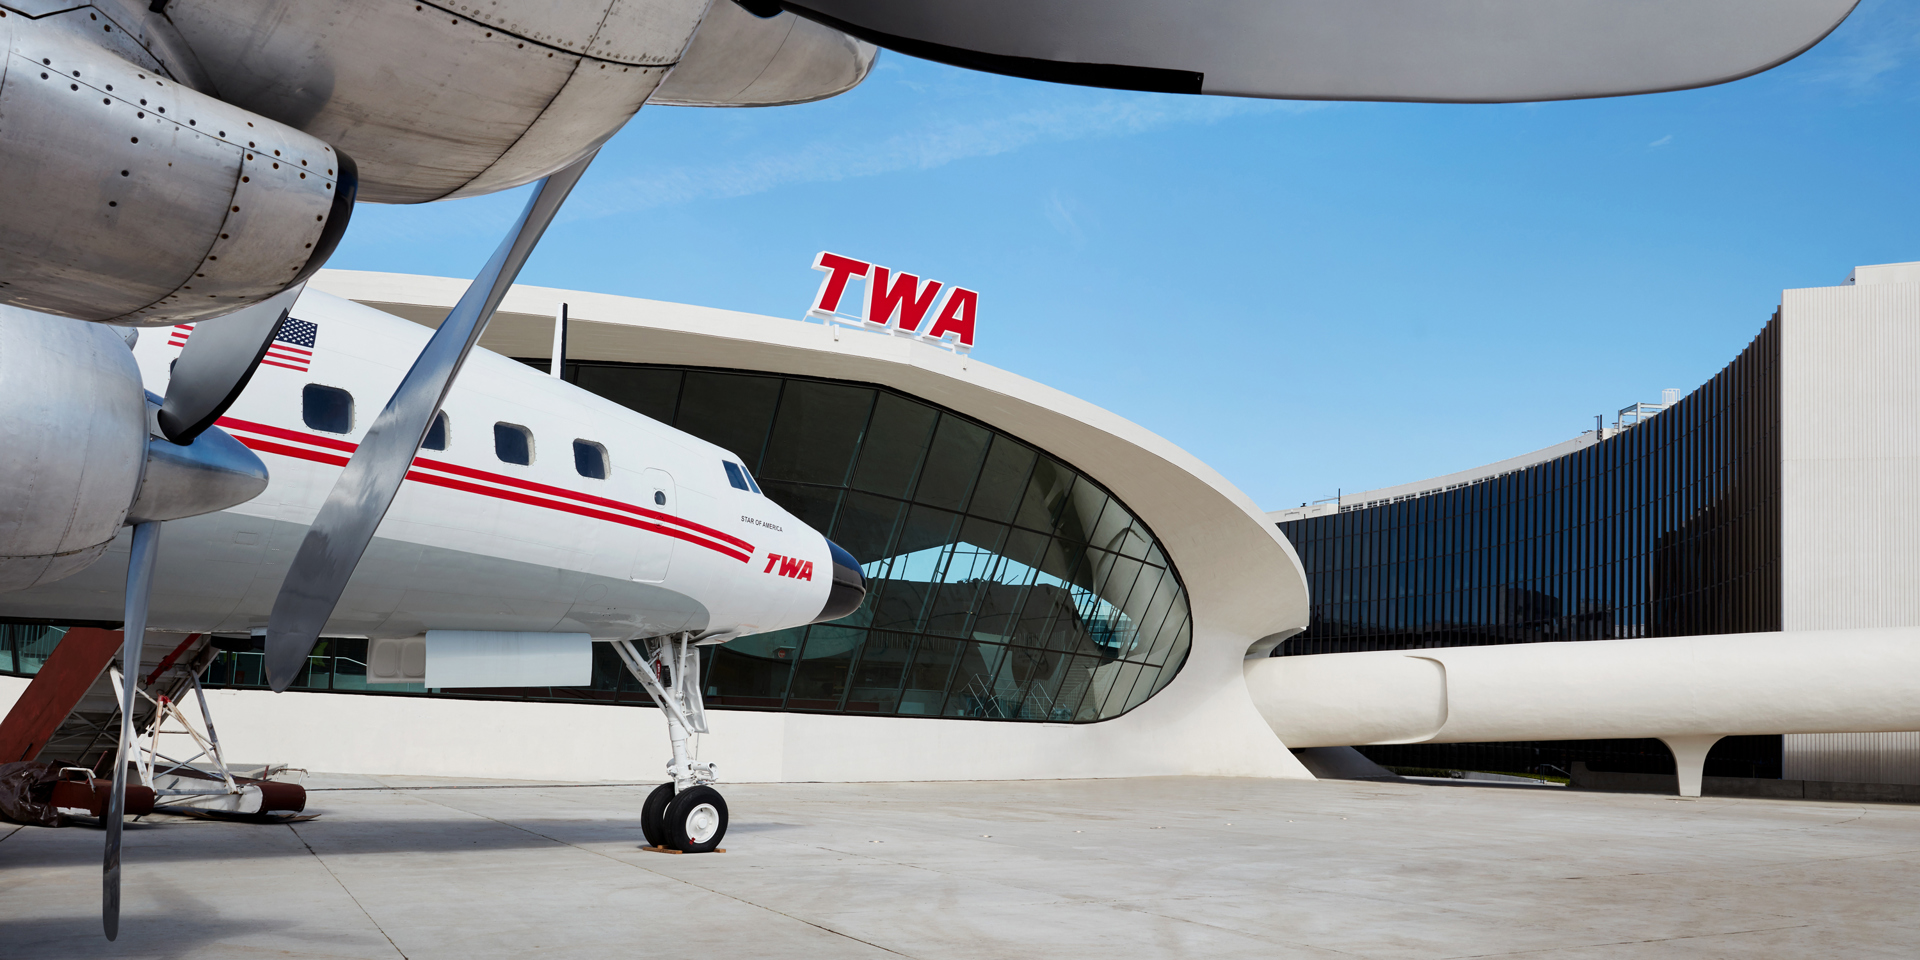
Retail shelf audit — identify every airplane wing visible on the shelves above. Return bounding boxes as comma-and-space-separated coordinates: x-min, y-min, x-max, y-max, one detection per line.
779, 0, 1860, 102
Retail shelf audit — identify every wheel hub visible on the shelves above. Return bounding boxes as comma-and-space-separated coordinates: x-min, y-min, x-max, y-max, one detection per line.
685, 802, 720, 844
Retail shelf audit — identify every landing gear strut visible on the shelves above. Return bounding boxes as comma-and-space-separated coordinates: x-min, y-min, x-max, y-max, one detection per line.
613, 633, 729, 852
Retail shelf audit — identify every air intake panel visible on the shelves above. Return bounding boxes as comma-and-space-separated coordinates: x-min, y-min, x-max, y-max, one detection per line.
0, 13, 354, 326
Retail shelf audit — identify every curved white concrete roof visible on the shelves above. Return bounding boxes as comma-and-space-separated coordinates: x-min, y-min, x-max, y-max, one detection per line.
301, 269, 1313, 780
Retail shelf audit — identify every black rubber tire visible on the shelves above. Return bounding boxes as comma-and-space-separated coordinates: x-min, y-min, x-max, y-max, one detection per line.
641, 782, 675, 848
664, 785, 729, 853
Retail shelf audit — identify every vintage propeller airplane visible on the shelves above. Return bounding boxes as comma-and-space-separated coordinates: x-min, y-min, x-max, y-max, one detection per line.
0, 0, 1861, 940
1, 284, 867, 848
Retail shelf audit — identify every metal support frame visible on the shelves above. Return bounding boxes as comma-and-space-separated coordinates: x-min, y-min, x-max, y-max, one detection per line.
612, 633, 718, 792
106, 662, 268, 813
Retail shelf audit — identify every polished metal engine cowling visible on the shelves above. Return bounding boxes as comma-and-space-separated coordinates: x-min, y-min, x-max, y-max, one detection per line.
652, 2, 877, 108
163, 0, 709, 202
0, 306, 146, 592
0, 10, 354, 325
0, 304, 272, 592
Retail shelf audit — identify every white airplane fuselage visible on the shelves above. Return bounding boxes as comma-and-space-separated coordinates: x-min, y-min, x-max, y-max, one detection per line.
0, 290, 839, 642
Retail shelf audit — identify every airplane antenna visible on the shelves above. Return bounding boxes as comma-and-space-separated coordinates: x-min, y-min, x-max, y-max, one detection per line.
551, 302, 568, 379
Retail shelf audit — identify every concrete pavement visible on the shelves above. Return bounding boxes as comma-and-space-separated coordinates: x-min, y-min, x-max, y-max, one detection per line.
2, 775, 1916, 958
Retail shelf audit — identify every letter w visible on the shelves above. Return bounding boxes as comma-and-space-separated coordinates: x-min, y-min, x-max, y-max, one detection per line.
865, 266, 943, 333
779, 556, 805, 578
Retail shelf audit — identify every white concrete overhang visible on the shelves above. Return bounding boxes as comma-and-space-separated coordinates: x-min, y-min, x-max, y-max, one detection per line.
309, 270, 1310, 650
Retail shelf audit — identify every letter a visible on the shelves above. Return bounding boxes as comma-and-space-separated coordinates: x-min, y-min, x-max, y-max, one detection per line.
866, 266, 944, 333
926, 288, 977, 350
809, 252, 870, 318
800, 561, 815, 581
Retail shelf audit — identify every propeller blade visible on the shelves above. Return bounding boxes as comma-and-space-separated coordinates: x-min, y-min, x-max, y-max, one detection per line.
103, 520, 160, 942
157, 285, 304, 445
262, 153, 597, 691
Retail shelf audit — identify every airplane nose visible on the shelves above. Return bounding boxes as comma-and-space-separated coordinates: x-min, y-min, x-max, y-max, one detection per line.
811, 538, 866, 623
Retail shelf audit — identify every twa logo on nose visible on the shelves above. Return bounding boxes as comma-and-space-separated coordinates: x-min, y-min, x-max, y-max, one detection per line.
807, 251, 977, 353
763, 553, 815, 581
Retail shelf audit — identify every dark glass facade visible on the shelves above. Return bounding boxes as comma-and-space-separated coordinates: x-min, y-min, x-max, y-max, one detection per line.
564, 363, 1192, 723
1276, 318, 1784, 778
5, 367, 1192, 726
0, 622, 66, 677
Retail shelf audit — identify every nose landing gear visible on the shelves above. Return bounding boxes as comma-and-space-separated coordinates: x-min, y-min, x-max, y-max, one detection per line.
615, 633, 731, 853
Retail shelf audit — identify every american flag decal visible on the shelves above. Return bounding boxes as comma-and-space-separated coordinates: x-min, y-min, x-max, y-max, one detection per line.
265, 317, 317, 372
165, 317, 317, 373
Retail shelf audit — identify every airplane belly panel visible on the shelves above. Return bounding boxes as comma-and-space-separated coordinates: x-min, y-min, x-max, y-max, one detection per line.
0, 510, 709, 641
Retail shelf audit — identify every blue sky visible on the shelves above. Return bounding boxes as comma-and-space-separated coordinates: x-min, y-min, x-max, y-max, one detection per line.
330, 0, 1920, 511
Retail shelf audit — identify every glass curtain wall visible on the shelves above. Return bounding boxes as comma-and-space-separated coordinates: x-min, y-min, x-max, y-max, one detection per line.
569, 364, 1192, 723
166, 365, 1192, 725
0, 623, 68, 677
1275, 318, 1782, 777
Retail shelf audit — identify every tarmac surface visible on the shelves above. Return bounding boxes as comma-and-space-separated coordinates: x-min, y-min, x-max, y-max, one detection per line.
2, 773, 1916, 959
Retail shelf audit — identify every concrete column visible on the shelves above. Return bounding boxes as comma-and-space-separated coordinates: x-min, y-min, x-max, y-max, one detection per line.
1660, 735, 1723, 798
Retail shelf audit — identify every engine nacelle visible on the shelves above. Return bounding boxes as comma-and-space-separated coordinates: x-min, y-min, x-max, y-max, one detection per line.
0, 306, 146, 591
0, 305, 270, 592
0, 10, 354, 325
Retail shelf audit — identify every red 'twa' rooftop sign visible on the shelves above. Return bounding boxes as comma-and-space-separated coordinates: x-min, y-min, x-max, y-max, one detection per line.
807, 252, 976, 354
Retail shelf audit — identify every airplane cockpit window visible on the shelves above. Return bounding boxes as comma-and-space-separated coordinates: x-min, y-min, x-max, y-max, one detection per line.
302, 384, 353, 434
573, 440, 607, 480
723, 460, 759, 493
422, 412, 449, 451
493, 422, 533, 466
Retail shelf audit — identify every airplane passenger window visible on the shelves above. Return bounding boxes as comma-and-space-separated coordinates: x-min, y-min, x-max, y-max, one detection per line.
422, 412, 449, 451
302, 384, 353, 434
723, 460, 751, 491
493, 422, 533, 465
573, 440, 607, 480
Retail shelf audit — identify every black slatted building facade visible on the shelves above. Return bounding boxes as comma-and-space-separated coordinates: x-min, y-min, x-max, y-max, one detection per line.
1274, 318, 1783, 779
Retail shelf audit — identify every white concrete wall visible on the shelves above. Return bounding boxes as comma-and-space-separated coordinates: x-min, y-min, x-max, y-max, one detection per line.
1786, 732, 1920, 785
1779, 279, 1920, 631
1778, 274, 1920, 780
2, 627, 1309, 783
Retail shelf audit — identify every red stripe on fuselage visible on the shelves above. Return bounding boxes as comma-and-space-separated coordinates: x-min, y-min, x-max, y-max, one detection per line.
216, 417, 753, 562
404, 470, 751, 562
219, 417, 355, 451
410, 456, 753, 552
236, 437, 351, 467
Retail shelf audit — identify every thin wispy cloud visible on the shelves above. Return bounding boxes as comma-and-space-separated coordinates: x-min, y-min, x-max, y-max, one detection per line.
1795, 0, 1920, 91
1648, 134, 1673, 148
577, 95, 1310, 219
1044, 190, 1085, 248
